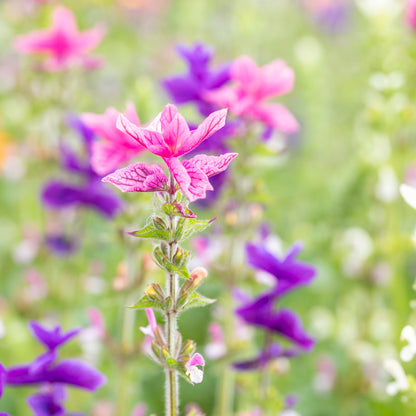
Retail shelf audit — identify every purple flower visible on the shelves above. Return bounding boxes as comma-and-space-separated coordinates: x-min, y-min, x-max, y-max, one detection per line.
236, 295, 315, 351
234, 239, 317, 369
41, 116, 123, 219
44, 235, 78, 257
233, 343, 298, 370
0, 321, 106, 414
162, 43, 231, 117
246, 241, 316, 299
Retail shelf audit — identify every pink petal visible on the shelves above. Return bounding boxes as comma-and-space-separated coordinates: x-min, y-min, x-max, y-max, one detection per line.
253, 103, 299, 133
166, 157, 213, 202
204, 86, 239, 109
51, 6, 78, 35
188, 353, 205, 368
75, 25, 106, 54
102, 162, 168, 192
15, 31, 55, 54
160, 104, 178, 131
258, 59, 295, 99
177, 109, 228, 156
90, 141, 132, 176
117, 114, 171, 157
183, 153, 238, 177
209, 322, 224, 343
145, 308, 157, 332
231, 55, 260, 87
163, 113, 191, 156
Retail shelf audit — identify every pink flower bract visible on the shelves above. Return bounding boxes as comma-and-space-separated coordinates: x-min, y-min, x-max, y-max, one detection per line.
115, 104, 237, 202
81, 103, 144, 175
206, 55, 299, 133
15, 6, 106, 72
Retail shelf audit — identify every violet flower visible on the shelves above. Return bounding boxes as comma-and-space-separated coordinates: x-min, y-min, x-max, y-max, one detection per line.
162, 43, 231, 117
0, 321, 106, 415
42, 115, 123, 218
234, 240, 316, 369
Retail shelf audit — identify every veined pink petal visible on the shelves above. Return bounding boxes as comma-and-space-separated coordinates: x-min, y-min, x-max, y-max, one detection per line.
163, 113, 191, 156
177, 108, 228, 156
117, 114, 171, 157
231, 55, 260, 88
253, 103, 299, 133
166, 157, 213, 202
258, 59, 295, 99
183, 153, 238, 177
160, 104, 178, 131
102, 163, 168, 193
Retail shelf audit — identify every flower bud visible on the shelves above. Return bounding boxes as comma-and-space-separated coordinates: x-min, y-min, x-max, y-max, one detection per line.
160, 241, 170, 256
176, 291, 188, 310
164, 295, 173, 311
145, 283, 164, 302
172, 247, 184, 266
151, 340, 163, 360
153, 216, 167, 230
180, 339, 196, 356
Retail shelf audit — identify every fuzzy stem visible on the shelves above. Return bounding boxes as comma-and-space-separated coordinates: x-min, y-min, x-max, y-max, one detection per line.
165, 176, 179, 416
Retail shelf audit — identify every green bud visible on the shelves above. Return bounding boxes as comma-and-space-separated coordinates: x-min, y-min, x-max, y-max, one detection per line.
160, 241, 170, 256
180, 339, 196, 356
176, 291, 188, 310
153, 216, 167, 230
161, 347, 170, 360
172, 247, 184, 266
145, 283, 165, 302
174, 218, 186, 241
164, 295, 173, 311
151, 341, 163, 360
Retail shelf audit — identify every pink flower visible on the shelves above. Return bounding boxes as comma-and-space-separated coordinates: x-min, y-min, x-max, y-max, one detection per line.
185, 353, 205, 384
406, 0, 416, 30
204, 322, 226, 360
81, 103, 144, 175
206, 56, 299, 133
103, 104, 237, 202
15, 6, 106, 72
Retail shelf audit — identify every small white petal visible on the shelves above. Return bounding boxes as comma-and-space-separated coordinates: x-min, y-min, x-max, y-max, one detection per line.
400, 184, 416, 210
400, 345, 415, 362
187, 366, 204, 384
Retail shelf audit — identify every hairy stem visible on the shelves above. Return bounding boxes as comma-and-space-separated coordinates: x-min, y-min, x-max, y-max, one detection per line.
165, 176, 179, 416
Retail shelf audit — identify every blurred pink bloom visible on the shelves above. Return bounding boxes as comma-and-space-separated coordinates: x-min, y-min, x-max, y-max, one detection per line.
185, 353, 205, 384
108, 104, 237, 201
204, 322, 226, 360
407, 0, 416, 30
131, 403, 147, 416
206, 56, 299, 133
81, 104, 144, 175
87, 307, 106, 339
15, 6, 106, 72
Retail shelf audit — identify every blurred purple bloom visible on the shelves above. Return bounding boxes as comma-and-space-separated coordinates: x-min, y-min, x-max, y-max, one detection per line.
0, 321, 106, 413
41, 116, 123, 218
236, 296, 315, 351
29, 321, 80, 351
246, 241, 316, 299
233, 342, 298, 370
44, 235, 78, 256
162, 43, 231, 116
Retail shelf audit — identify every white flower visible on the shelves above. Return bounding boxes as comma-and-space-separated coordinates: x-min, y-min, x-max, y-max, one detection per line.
185, 353, 205, 384
384, 359, 409, 395
400, 325, 416, 362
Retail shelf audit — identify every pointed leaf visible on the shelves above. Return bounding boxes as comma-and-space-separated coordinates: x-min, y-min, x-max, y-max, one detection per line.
183, 292, 216, 309
129, 222, 171, 241
128, 295, 163, 310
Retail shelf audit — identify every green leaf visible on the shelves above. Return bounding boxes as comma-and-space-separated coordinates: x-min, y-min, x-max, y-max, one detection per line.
183, 292, 216, 309
128, 295, 163, 310
181, 218, 216, 241
128, 221, 171, 241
